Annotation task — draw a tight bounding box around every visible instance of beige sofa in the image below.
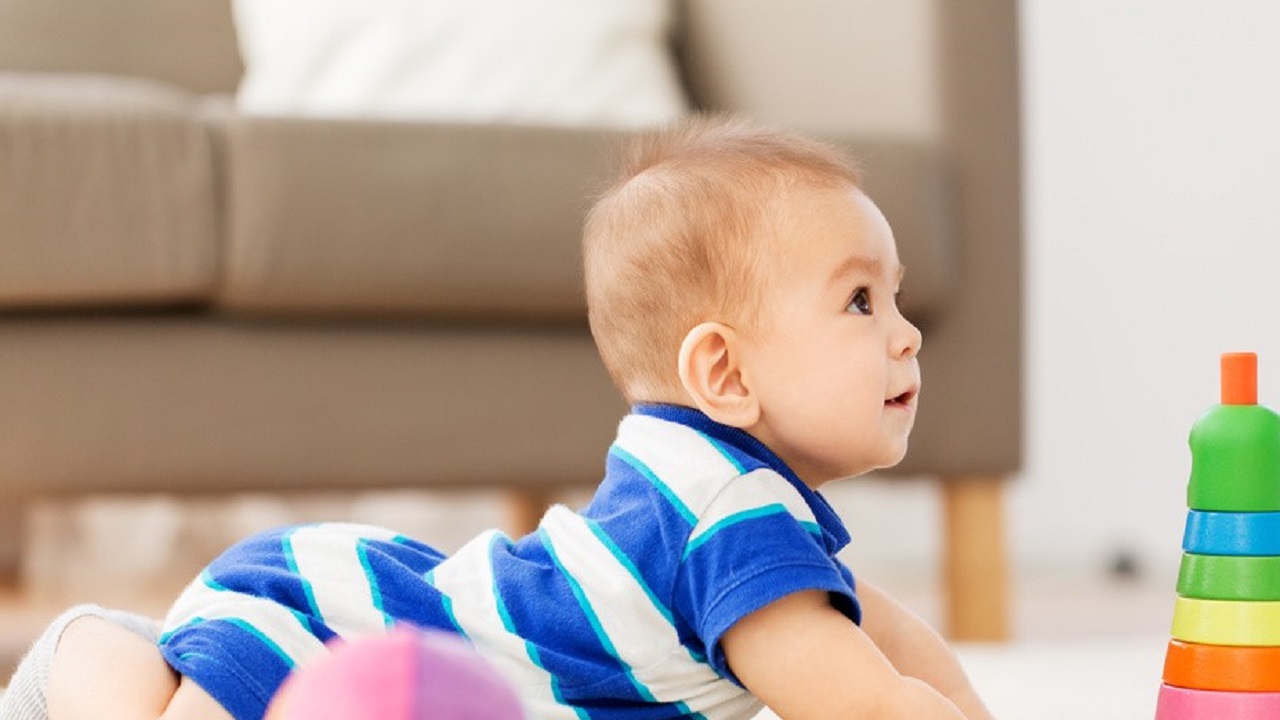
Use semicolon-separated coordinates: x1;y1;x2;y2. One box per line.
0;0;1022;640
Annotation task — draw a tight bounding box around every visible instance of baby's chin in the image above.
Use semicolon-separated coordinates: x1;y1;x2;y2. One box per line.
849;441;911;478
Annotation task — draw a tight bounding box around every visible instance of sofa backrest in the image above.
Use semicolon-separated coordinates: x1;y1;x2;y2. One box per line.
0;0;243;94
677;0;940;140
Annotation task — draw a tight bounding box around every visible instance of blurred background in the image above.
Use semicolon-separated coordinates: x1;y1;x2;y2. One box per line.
3;1;1280;715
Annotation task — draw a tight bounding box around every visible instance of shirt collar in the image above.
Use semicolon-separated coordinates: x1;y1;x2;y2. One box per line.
630;403;851;553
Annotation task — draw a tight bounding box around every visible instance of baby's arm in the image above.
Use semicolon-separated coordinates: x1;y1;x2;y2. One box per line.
856;581;994;719
721;588;992;720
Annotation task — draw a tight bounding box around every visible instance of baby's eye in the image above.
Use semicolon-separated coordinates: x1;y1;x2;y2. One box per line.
846;287;872;315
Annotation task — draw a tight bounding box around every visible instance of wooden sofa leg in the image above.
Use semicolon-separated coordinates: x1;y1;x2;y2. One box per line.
941;475;1010;641
505;489;555;538
0;501;24;588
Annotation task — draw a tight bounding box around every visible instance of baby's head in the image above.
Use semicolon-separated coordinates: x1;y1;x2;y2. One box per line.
584;115;922;484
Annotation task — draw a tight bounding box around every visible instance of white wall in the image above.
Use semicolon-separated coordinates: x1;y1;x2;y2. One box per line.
1019;0;1280;575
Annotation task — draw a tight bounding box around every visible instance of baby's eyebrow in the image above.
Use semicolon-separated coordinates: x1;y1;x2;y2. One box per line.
829;255;906;285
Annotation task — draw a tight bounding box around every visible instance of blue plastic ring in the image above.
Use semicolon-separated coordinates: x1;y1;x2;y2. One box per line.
1184;511;1280;556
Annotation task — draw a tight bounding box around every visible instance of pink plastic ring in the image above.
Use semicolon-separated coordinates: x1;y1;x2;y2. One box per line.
1156;683;1280;719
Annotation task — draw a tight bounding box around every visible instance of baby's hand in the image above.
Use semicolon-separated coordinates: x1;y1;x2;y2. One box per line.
721;590;971;720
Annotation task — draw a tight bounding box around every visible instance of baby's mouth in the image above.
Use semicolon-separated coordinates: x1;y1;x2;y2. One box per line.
885;388;918;408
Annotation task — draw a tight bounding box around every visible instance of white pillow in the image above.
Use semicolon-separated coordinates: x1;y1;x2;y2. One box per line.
231;0;690;128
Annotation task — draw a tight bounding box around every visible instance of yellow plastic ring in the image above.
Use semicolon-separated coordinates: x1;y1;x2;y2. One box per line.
1172;597;1280;646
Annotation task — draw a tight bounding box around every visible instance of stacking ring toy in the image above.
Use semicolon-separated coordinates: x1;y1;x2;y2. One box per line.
1163;639;1280;692
1182;511;1280;556
1156;683;1280;719
1171;597;1280;646
1178;554;1280;601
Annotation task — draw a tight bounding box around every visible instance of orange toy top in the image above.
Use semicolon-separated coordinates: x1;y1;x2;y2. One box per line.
1222;352;1258;405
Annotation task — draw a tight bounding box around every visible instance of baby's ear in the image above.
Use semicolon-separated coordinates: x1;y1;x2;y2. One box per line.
677;322;760;428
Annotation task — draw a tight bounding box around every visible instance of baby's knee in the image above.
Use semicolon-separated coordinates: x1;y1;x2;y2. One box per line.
48;613;177;719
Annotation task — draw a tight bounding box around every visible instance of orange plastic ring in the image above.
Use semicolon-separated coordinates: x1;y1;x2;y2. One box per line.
1163;639;1280;692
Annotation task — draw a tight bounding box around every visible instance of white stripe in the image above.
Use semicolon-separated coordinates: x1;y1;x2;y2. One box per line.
288;523;398;636
688;468;818;548
614;415;744;518
542;507;751;713
164;575;329;667
428;531;578;720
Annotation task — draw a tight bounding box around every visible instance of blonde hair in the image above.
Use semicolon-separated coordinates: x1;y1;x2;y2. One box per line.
582;114;863;402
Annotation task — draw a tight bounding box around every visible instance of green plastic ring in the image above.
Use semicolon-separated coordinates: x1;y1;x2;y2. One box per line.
1179;554;1280;601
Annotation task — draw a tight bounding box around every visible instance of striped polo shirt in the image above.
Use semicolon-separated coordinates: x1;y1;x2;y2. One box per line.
159;404;860;720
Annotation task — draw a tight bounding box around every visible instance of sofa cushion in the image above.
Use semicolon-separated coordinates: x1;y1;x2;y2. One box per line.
218;119;619;321
217;119;950;322
0;74;220;308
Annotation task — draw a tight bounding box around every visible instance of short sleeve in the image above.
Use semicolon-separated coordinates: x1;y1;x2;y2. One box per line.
671;469;860;684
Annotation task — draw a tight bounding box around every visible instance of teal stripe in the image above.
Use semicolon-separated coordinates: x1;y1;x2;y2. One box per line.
159;613;206;645
201;569;227;592
167;612;300;670
584;518;674;626
538;528;660;705
799;520;822;537
685;504;790;559
357;540;392;628
698;432;746;474
282;530;320;619
611;445;697;526
226;617;297;669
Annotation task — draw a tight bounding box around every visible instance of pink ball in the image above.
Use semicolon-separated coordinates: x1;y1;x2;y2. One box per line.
269;627;525;720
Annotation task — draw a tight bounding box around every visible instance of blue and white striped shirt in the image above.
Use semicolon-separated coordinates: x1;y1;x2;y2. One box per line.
159;404;860;720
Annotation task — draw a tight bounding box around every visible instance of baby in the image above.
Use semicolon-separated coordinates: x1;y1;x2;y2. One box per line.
1;115;993;720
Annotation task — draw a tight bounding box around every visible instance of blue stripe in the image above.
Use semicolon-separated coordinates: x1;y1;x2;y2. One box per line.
538;527;660;705
583;517;675;626
685;504;790;559
799;520;823;537
357;540;392;628
281;530;320;618
226;618;297;669
611;445;697;526
201;569;227;591
488;535;586;719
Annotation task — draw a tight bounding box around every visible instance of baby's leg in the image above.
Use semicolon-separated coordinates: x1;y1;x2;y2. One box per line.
1;605;160;720
46;615;231;720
